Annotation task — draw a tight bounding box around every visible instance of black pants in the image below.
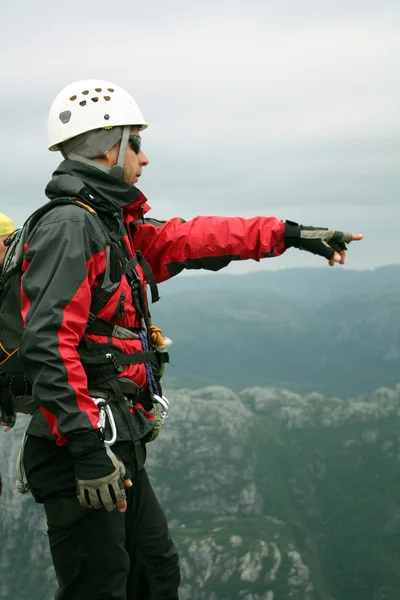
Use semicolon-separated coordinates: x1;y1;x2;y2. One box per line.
24;436;180;600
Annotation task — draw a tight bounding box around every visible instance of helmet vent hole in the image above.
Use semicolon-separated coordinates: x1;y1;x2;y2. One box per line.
95;88;102;92
107;88;115;93
104;96;111;101
82;90;89;95
79;100;87;107
69;95;77;101
91;97;99;102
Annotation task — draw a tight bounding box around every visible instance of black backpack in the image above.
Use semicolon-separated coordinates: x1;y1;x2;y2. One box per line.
0;198;161;429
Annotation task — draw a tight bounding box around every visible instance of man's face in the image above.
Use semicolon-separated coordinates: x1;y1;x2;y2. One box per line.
94;128;149;186
122;129;149;185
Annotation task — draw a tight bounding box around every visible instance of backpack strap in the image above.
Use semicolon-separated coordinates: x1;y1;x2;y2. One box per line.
120;250;160;304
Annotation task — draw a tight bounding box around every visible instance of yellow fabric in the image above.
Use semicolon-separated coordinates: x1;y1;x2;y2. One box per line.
0;213;15;237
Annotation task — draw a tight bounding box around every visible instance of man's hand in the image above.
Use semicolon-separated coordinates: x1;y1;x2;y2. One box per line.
284;221;363;266
68;431;133;513
0;410;16;432
75;446;132;512
327;234;364;267
0;420;12;432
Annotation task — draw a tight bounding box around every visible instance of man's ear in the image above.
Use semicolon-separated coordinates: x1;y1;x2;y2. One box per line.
93;145;119;168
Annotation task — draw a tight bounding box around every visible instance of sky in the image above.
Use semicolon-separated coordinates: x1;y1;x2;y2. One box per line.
1;0;399;273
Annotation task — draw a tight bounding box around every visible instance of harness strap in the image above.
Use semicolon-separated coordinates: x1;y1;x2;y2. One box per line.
115;241;160;305
80;349;157;367
86;317;139;339
136;251;160;304
120;256;138;273
106;378;145;471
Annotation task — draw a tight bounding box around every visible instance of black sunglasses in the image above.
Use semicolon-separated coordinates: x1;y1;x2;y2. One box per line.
128;134;142;154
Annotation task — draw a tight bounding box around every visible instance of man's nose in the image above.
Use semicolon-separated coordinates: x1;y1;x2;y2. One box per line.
139;151;149;166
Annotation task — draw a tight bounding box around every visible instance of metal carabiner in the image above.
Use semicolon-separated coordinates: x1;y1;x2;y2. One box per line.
92;398;118;446
152;394;170;419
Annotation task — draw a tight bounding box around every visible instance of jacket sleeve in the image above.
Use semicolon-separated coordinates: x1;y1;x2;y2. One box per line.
132;215;286;283
19;211;106;444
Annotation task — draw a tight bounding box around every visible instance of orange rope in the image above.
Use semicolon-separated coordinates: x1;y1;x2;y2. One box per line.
150;325;165;347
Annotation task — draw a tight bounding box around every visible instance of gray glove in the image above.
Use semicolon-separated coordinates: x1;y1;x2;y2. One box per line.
68;431;127;512
76;445;127;511
284;221;353;259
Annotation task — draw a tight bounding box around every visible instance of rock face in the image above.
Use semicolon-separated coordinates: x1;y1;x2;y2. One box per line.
0;416;56;599
2;384;400;599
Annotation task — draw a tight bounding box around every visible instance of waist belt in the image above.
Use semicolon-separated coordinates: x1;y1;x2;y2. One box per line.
89;377;152;411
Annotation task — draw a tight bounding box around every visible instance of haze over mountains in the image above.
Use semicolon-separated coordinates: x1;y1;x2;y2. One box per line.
153;265;400;396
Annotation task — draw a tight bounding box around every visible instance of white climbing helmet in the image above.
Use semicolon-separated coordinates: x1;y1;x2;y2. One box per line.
47;79;147;151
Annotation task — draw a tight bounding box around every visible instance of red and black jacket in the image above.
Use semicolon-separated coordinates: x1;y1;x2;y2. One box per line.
19;159;286;445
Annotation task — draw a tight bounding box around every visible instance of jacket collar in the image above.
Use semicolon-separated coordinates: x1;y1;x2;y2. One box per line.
45;159;150;221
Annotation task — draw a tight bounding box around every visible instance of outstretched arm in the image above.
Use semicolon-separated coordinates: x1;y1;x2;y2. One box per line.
132;214;363;283
132;215;286;283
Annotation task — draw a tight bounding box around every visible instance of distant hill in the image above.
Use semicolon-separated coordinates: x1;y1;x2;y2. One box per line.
151;265;400;396
2;384;400;599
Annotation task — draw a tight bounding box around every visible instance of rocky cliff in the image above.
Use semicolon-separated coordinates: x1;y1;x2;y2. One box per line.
2;384;400;599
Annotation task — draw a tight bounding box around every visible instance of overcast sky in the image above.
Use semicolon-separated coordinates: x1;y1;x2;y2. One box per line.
1;0;399;273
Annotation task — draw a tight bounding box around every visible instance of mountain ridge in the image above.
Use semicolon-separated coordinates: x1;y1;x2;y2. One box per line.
151;265;400;396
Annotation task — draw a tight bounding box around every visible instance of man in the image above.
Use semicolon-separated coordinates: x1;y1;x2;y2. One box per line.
0;212;16;266
10;79;362;600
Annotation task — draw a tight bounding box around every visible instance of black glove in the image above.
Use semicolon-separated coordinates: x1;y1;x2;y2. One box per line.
284;220;353;260
68;431;126;511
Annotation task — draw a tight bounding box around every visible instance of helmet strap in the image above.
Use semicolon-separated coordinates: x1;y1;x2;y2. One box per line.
109;126;130;180
65;125;131;180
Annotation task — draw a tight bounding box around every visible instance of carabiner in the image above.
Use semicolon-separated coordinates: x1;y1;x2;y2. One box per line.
92;398;118;446
152;394;170;419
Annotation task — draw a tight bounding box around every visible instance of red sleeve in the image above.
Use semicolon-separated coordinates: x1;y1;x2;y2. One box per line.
132;215;286;283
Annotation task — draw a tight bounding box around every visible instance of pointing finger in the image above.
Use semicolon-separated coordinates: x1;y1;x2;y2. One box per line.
333;232;363;244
